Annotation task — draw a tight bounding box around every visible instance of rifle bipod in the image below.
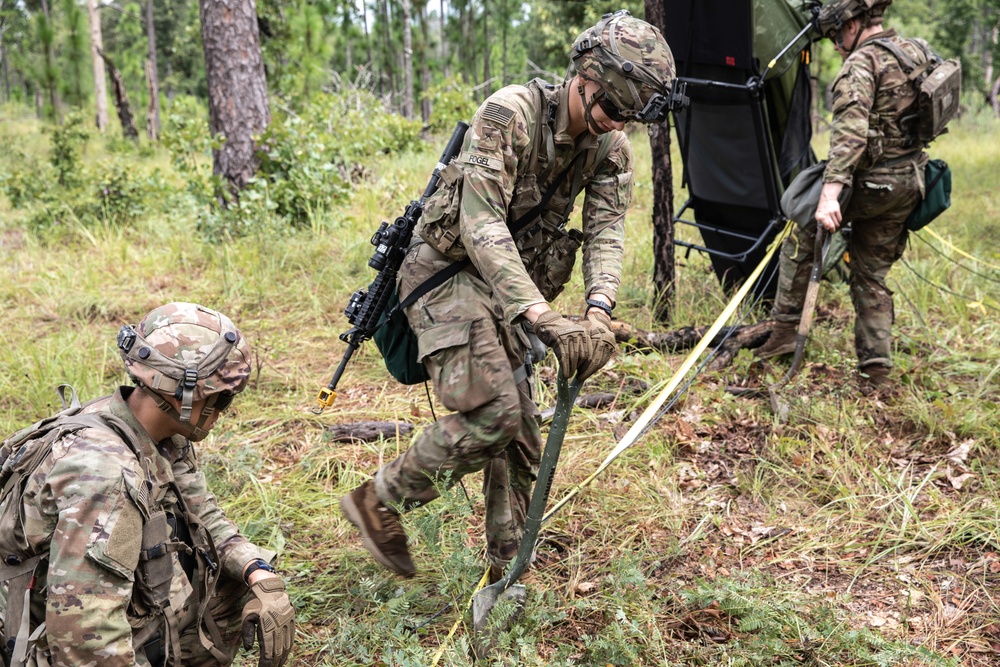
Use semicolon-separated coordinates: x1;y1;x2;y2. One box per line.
472;373;582;658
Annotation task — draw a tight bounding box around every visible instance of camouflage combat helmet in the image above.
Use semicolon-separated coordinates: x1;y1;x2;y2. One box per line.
817;0;892;39
117;302;251;439
571;10;677;124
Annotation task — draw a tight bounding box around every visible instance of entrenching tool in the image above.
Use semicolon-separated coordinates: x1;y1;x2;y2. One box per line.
767;225;830;416
472;373;582;646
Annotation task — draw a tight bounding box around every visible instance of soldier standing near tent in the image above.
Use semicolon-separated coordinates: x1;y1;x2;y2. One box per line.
340;11;676;582
757;0;929;394
0;303;295;667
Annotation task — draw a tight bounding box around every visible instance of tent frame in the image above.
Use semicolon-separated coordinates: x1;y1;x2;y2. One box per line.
668;7;817;265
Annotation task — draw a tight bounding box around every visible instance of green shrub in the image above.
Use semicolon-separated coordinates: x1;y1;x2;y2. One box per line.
90;161;147;226
422;77;480;133
161;96;217;205
1;151;59;210
48;111;90;187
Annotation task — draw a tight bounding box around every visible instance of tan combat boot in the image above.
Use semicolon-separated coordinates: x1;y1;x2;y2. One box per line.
858;365;892;397
340;480;416;577
756;321;799;359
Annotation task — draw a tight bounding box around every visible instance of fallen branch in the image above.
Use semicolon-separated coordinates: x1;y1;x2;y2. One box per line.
326;421;414;443
609;318;775;361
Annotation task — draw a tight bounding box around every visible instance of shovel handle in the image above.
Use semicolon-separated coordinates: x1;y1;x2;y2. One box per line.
488;373;582;592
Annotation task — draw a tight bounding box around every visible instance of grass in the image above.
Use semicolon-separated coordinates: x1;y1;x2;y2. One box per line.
2;104;1000;666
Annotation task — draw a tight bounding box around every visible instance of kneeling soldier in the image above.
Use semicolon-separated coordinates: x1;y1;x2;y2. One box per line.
0;303;295;667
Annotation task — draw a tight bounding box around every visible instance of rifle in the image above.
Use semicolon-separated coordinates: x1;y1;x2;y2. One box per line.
314;121;469;414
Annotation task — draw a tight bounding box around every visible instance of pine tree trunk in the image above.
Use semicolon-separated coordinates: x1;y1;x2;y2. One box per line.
501;0;507;86
198;0;271;203
166;61;175;103
100;49;139;141
39;0;60;122
87;0;108;132
401;0;414;119
466;2;475;86
145;0;160;141
0;26;7;104
990;75;1000;118
417;1;431;122
379;0;396;108
440;0;448;78
361;1;375;91
481;0;490;100
644;0;675;323
457;1;466;83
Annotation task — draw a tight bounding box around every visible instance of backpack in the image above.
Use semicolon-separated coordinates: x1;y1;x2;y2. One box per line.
0;387;128;665
0;387;233;667
873;38;962;146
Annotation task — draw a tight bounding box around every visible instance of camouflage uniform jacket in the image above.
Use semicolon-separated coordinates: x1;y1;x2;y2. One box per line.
825;29;928;185
418;79;634;323
0;387;262;666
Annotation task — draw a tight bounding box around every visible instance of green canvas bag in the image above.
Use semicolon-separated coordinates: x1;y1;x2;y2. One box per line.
906;158;951;231
372;288;429;385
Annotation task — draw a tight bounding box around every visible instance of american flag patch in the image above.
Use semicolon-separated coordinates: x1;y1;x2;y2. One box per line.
481;102;515;126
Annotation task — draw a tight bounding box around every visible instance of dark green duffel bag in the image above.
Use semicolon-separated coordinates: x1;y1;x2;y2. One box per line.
906;159;952;231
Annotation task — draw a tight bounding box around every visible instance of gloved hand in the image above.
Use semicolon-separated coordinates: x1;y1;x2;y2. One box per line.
580;310;617;377
241;577;295;667
532;309;592;379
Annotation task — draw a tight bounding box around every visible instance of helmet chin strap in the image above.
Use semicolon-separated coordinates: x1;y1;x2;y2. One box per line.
577;81;604;134
835;18;864;55
143;386;221;442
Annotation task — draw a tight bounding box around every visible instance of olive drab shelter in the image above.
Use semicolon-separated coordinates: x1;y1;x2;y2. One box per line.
662;0;821;296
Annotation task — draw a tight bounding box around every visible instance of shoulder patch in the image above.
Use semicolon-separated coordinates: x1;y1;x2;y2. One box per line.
482;102;515;127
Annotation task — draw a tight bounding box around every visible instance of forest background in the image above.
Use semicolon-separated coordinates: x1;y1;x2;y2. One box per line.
2;0;1000;666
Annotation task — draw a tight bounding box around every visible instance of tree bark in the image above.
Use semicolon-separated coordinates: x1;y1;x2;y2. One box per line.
378;0;396;108
0;24;7;105
100;49;138;141
401;0;414;118
38;0;60;122
145;0;160;141
482;0;491;100
86;0;108;131
501;0;507;86
608;319;774;370
467;1;475;87
440;0;448;78
361;0;374;91
991;75;1000;118
326;421;414;443
417;0;431;123
644;0;675;324
457;0;466;83
198;0;271;203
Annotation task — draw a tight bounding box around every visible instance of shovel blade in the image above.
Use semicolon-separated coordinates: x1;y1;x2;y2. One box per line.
472;584;527;660
472;586;501;634
768;387;790;422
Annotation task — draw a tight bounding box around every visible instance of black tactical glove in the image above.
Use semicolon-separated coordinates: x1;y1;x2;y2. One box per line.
580;310;617;377
241;577;295;667
532;310;592;379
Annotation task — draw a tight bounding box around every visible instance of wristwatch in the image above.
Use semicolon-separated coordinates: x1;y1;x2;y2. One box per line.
243;558;277;584
585;298;613;318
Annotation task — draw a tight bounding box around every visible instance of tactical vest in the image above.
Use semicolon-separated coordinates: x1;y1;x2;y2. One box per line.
0;389;227;667
418;79;616;301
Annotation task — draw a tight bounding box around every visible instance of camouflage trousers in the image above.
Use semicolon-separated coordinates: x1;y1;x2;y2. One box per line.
374;242;543;570
773;157;925;369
